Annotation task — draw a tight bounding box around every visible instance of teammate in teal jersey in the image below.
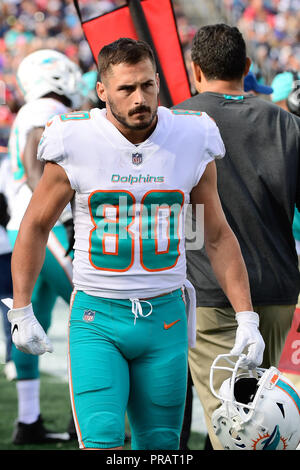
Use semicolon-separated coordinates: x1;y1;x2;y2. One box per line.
7;38;264;450
3;49;84;445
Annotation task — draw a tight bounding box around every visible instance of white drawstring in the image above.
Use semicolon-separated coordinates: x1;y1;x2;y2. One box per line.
129;298;153;325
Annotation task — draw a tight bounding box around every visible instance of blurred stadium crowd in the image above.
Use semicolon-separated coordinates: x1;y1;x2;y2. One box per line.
215;0;300;75
0;0;195;145
0;0;299;146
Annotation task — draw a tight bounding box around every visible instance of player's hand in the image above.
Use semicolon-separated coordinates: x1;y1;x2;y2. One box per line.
230;311;265;369
2;299;53;355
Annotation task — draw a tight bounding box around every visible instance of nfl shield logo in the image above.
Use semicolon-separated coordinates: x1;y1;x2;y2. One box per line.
83;309;95;322
132;152;143;165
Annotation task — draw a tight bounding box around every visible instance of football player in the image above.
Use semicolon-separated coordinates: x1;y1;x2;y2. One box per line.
6;38;264;450
0;148;15;380
5;49;84;444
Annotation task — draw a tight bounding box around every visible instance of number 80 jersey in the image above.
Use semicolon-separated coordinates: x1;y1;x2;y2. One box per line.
38;106;225;299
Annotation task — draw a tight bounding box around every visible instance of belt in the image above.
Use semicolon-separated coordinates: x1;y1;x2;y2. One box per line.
139;289;178;301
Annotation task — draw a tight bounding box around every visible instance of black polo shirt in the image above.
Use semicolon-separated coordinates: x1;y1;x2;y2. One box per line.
173;92;300;306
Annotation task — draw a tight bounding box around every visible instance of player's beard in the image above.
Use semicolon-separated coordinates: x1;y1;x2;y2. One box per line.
108;96;158;131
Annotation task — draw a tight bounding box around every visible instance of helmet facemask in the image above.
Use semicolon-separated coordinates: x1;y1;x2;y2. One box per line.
210;354;300;450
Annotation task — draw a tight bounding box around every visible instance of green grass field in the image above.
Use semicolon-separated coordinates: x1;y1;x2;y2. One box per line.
0;366;205;451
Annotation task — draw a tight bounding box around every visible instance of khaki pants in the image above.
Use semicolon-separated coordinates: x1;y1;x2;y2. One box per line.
188;304;295;450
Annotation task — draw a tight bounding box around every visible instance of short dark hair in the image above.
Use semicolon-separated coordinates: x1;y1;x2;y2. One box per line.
191;24;247;81
98;37;156;79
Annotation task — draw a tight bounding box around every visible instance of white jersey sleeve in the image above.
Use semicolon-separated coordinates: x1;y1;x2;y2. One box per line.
170;108;225;188
37;114;77;190
26;99;64;129
192;113;225;187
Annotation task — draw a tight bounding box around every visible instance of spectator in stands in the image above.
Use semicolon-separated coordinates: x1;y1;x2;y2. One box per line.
1;0;197;120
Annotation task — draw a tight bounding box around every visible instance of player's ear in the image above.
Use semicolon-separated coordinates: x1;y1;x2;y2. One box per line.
243;57;251;77
96;81;106;102
191;62;202;91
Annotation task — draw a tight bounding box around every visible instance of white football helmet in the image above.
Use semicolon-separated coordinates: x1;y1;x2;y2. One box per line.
16;49;85;109
210;354;300;450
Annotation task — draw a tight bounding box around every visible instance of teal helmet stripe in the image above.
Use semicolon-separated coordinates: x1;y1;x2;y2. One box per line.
262;425;281;450
276;379;300;414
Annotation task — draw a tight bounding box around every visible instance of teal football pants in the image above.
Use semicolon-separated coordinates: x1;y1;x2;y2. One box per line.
69;289;188;450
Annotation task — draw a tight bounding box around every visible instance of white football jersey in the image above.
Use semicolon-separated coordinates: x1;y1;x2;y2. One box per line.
7;98;69;230
38;106;225;299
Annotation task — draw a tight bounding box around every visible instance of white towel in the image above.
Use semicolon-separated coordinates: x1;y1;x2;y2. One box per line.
183;279;196;348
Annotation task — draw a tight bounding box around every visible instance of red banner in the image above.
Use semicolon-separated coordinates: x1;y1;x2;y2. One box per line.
278;308;300;375
74;0;191;106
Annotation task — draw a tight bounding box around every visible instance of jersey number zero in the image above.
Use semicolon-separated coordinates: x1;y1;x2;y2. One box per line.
88;189;185;272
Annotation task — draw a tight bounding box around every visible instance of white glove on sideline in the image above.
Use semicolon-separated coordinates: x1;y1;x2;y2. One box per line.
230;311;265;369
2;299;53;355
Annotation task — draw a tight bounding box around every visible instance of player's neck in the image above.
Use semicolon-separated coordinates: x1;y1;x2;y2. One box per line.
197;79;245;96
106;112;158;144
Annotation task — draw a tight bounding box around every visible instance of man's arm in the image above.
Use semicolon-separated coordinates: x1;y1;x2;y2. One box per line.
191;161;252;312
191;161;265;367
12;161;74;308
23;127;44;191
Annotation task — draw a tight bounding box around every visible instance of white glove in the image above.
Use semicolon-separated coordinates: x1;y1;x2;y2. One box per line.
231;311;265;369
2;299;53;355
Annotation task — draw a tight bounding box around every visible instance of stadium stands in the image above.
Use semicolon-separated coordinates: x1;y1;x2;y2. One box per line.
213;0;300;80
0;0;299;141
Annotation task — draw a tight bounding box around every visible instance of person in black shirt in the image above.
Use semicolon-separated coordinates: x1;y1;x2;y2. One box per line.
174;24;300;450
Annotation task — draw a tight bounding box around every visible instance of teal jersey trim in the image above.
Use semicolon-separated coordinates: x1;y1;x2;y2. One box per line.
223;94;244;100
